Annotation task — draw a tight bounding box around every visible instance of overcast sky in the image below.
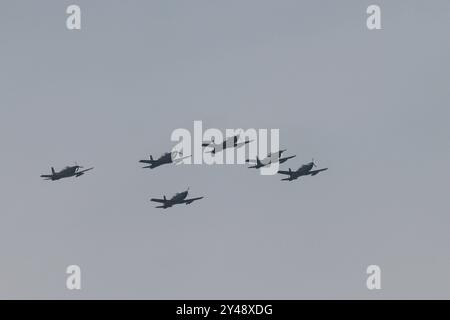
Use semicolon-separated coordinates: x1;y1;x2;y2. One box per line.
1;0;450;299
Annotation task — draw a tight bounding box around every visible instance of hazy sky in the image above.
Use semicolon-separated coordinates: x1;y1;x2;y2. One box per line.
1;0;450;299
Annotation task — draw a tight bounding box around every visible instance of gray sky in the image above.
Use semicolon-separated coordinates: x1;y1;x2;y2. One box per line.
1;0;450;299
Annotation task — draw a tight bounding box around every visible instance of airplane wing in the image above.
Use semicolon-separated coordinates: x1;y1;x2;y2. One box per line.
182;197;204;204
75;167;94;177
172;154;191;164
279;155;296;163
235;139;254;148
277;170;293;175
308;168;328;176
150;198;167;203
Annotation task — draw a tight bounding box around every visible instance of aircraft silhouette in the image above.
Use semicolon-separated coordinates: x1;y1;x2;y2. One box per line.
277;159;328;181
40;164;94;181
139;151;189;169
202;134;252;154
150;188;204;209
246;149;296;169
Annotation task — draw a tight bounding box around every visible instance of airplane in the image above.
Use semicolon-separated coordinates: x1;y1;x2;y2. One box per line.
40;165;94;181
277;159;328;181
150;188;204;209
139;151;189;169
246;149;296;169
202;134;252;154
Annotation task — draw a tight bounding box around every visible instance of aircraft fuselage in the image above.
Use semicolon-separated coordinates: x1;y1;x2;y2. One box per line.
297;163;314;176
171;191;188;203
50;166;79;180
140;152;173;169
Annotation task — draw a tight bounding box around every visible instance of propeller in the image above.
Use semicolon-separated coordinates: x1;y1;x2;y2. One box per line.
312;158;317;167
171;150;182;159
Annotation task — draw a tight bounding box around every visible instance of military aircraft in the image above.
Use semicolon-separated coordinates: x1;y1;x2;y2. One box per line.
202;134;252;154
40;165;94;181
246;149;296;169
277;159;328;181
139;151;189;169
150;188;204;209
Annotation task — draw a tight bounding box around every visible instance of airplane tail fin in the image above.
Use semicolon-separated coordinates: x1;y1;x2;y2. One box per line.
51;167;55;175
